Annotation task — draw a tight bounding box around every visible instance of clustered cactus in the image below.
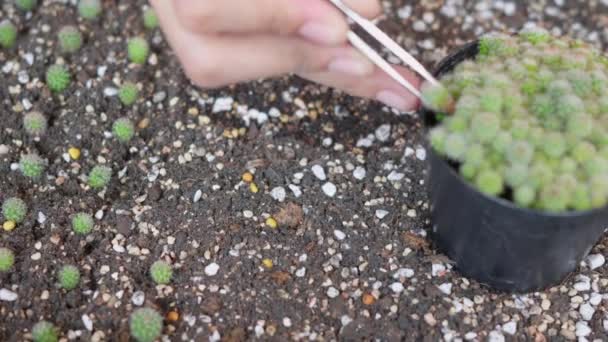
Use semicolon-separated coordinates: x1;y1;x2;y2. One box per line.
2;197;27;223
127;37;150;64
112;117;135;143
72;212;94;235
45;64;71;93
78;0;102;20
57;26;83;54
23;111;48;136
0;247;15;272
58;264;80;290
88;165;112;189
15;0;37;11
32;321;58;342
19;153;46;179
118;82;139;106
143;7;159;30
129;308;163;342
150;260;172;284
422;28;608;212
0;20;17;49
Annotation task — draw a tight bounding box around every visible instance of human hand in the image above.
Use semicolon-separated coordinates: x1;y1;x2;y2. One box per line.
149;0;421;112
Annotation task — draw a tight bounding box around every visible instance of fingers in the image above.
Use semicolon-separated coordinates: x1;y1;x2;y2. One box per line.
299;66;422;112
170;0;382;45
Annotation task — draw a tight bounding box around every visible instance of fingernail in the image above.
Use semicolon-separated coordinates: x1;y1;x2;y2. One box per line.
376;90;415;112
328;57;374;76
299;22;344;45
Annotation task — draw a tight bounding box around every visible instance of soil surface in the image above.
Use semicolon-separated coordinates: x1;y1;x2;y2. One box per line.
1;0;608;341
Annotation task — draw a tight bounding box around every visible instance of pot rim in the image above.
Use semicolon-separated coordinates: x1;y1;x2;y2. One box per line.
424;40;608;219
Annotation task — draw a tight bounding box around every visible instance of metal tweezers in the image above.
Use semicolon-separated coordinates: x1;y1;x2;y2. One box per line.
329;0;439;100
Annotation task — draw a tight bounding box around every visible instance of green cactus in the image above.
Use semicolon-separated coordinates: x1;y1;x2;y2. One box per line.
143;7;159;29
514;185;535;207
19;153;45;179
2;197;27;223
32;321;58;342
0;20;17;49
127;37;150;64
78;0;102;20
506;141;534;165
118;82;139;106
88;165;112;189
539;184;570;212
112;118;135;143
57;26;83;54
150;260;173;284
72;213;94;235
429;127;447;155
129;308;163;342
505;163;529;188
471;112;500;143
23;111;48;136
58;265;80;290
421;81;455;113
45;64;71;93
571;141;596;164
542;132;567;158
444;133;467;161
15;0;37;11
519;27;551;45
0;247;15;272
475;170;504;196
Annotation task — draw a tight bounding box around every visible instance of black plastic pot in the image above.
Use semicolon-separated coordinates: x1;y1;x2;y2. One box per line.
421;41;608;292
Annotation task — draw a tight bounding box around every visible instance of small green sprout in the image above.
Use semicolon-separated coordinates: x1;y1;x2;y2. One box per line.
23;111;48;136
150;260;173;284
519;27;551;45
45;64;71;93
2;197;27;223
118;82;139;106
127;37;150;64
32;321;58;342
143;7;159;30
78;0;102;20
88;165;112;189
58;265;80;290
19;153;46;179
421;81;455;113
15;0;37;11
0;247;15;272
57;26;83;54
71;212;94;235
0;20;17;49
130;308;163;342
112;118;135;143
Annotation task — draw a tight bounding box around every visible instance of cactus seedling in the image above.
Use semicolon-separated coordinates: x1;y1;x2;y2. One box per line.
57;26;83;54
58;265;80;290
0;20;17;49
420;81;455;113
45;64;71;93
118;82;139;106
427;29;608;212
15;0;37;11
150;260;173;284
72;212;93;235
112;118;135;143
0;247;15;272
31;321;58;342
127;37;150;64
78;0;102;20
19;153;46;179
2;197;27;223
129;308;163;342
23;111;48;136
88;165;111;189
143;7;159;29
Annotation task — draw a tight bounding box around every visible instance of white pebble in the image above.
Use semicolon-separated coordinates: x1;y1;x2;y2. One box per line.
37;212;46;224
586;254;605;270
375;124;391;142
112;244;125;253
334;230;346;241
243;210;253;218
205;262;220;276
311;165;327;180
416;148;427;161
131;291;145;306
580;303;595;321
437;283;452;295
212;97;233;113
488;331;505;342
574;281;591;292
0;289;18;301
0;144;9;155
389;282;404;293
575;321;591;337
282;317;292;328
353;166;366;180
356;135;374;148
327;287;340;298
387;171;405;181
95;209;104;220
82;314;93;331
270;187;286;202
502;322;516;335
432;264;446;277
193;189;202;203
288;184;302;198
375;210;389;219
393;268;415;279
295;267;306;277
322;182;337;197
103;87;118;97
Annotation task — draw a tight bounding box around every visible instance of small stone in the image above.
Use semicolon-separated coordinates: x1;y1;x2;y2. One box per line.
353;166;366;180
424;313;437;326
131;291;145;306
270;187;286;202
574;280;591;292
502;322;516;335
389;282;404;293
322;182;337;197
393;268;415;279
288;184;302;197
205;262;219;276
3;221;16;232
311;165;326;181
416;148;427;160
82;314;93;331
437;283;452;295
0;289;18;301
212;97;233;113
334;230;346;241
0;145;9;155
488;331;505;342
431;264;446;277
387;171;404;181
375;124;391;142
37;212;46;224
580;303;595;321
575;321;591;337
327;287;340;298
375;210;389;219
282;317;292;328
193;189;202;203
68;147;81;160
586;254;605;270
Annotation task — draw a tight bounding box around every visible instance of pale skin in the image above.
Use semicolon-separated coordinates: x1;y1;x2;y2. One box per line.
150;0;421;112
